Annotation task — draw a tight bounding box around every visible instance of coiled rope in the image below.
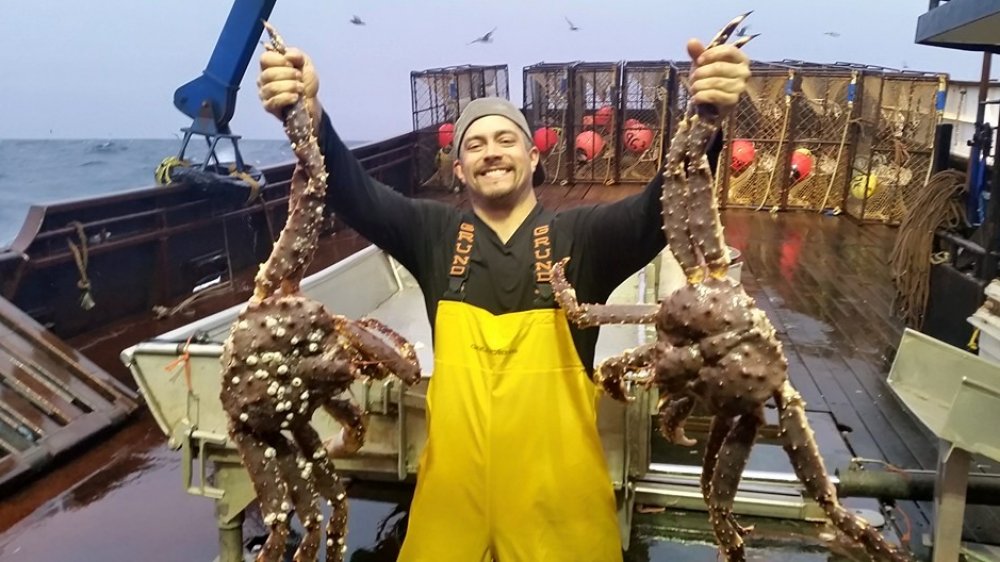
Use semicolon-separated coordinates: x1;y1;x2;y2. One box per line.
888;169;967;328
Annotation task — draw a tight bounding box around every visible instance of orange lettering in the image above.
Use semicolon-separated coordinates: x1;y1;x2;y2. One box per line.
533;224;549;236
535;260;552;282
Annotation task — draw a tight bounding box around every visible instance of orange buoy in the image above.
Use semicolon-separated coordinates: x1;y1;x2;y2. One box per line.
438;122;454;149
730;139;755;173
624;123;653;153
594;105;613;127
789;148;814;184
533;127;559;154
575;131;605;161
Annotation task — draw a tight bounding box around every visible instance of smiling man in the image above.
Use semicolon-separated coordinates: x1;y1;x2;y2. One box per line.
258;35;749;561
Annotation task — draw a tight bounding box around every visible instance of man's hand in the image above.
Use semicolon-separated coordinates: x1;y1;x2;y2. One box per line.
258;47;322;127
686;38;751;115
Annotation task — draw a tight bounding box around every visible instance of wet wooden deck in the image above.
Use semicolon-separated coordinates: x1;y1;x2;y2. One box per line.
722;208;1000;548
423;181;1000;549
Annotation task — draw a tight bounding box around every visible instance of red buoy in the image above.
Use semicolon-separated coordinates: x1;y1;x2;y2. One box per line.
624;123;653;153
438;122;454;149
575;131;605;161
594;105;613;127
730;139;755;173
533;127;559;154
789;148;814;184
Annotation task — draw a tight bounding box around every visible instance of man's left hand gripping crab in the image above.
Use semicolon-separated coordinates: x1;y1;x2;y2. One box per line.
219;22;421;562
551;13;911;562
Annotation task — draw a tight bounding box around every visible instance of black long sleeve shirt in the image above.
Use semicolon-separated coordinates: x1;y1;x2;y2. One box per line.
318;111;709;376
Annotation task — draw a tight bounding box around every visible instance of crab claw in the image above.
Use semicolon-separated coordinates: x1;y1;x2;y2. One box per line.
706;11;752;49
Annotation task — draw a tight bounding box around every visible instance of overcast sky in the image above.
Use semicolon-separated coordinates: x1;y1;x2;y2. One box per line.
0;0;994;142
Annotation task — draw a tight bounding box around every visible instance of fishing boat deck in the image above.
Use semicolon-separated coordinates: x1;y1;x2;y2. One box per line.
1;180;998;561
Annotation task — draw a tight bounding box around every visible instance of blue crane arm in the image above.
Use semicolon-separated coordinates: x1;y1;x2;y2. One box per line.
173;0;278;130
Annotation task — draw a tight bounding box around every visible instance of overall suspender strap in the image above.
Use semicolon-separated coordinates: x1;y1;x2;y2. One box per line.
446;219;476;300
532;213;555;306
444;211;555;304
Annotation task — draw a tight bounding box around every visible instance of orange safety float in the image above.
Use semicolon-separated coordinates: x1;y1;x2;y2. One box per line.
575;131;605;161
730;139;755;174
438;122;455;149
789;148;814;184
594;105;613;127
533;127;559;154
623;123;653;153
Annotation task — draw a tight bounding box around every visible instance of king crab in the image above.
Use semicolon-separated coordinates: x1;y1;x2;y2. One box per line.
550;13;910;562
219;22;421;562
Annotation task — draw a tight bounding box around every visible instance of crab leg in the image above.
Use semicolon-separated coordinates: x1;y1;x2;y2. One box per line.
550;258;660;328
700;415;734;502
775;382;911;562
666;12;756;282
322;398;367;457
592;342;657;401
660;110;703;278
271;441;324;561
335;318;421;383
229;429;295;562
253;22;329;302
707;408;764;561
357;317;420;371
658;395;697;446
291;424;351;562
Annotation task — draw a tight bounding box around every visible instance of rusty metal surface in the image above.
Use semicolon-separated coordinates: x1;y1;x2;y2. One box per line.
0;295;140;495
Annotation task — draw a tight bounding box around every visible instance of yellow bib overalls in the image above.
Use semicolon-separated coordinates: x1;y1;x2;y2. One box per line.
397;216;623;561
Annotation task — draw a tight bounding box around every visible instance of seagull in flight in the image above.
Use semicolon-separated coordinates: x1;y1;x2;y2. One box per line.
823;31;840;37
350;15;365;25
736;25;750;37
565;17;580;31
469;27;497;44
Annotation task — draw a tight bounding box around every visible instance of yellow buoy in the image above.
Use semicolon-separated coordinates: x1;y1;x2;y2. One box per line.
850;174;878;200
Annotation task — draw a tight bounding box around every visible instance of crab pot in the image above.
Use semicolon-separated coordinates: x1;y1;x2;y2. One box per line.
569;62;622;185
617;61;678;183
779;61;861;213
717;63;796;210
836;63;946;224
523;62;575;185
410;64;510;192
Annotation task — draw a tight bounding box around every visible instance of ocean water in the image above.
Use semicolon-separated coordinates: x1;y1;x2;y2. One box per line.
0;138;363;247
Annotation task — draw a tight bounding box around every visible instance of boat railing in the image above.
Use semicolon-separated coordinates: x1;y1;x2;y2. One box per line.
0;130;419;370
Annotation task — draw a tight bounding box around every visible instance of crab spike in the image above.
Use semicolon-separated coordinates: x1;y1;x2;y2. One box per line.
706;11;752;49
732;33;761;49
